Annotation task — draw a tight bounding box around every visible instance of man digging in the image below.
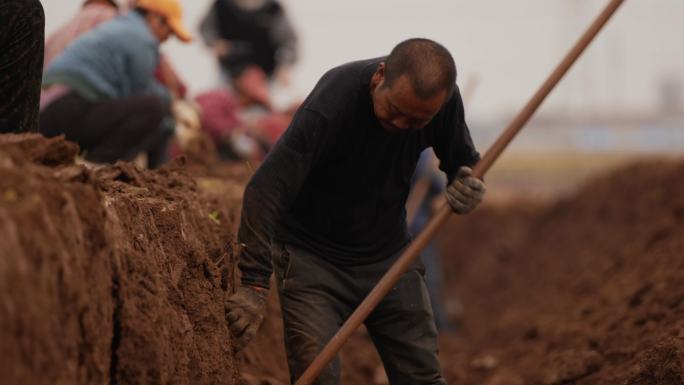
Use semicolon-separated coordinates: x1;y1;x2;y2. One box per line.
227;38;486;385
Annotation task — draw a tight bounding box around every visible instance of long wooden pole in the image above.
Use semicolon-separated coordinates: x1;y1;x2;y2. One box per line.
295;1;626;383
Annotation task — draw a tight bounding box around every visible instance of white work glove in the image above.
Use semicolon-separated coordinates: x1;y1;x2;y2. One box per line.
225;285;267;351
445;166;486;214
172;100;201;131
172;100;202;150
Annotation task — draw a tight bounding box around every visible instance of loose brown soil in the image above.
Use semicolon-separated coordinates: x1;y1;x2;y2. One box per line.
3;134;683;385
0;134;247;385
435;159;684;385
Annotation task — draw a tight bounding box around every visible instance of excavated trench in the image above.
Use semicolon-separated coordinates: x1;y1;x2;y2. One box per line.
242;159;684;385
2;134;683;385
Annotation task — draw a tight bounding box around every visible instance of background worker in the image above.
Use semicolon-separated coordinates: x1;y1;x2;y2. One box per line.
43;0;119;69
408;149;458;333
194;68;292;161
44;0;189;99
225;38;486;384
200;0;298;86
0;0;45;133
39;0;191;168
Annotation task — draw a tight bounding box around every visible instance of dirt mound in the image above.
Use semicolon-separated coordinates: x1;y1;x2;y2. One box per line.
0;134;247;385
0;133;78;166
436;159;684;385
4;133;682;385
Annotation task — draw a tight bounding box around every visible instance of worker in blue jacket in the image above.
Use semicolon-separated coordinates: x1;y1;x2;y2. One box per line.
40;0;191;168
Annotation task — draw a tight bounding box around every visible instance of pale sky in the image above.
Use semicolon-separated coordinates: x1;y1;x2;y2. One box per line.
41;0;684;119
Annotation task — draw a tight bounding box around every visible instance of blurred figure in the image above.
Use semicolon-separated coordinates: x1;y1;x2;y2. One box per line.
0;0;45;133
39;0;192;168
409;150;458;333
194;82;292;161
195;63;293;161
196;0;300;163
44;0;189;100
195;88;254;160
199;0;298;86
43;0;119;69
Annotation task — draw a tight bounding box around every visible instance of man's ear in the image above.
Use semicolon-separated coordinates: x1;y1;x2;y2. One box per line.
371;62;386;89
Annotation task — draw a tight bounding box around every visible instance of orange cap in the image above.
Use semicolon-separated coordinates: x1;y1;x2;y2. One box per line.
135;0;192;43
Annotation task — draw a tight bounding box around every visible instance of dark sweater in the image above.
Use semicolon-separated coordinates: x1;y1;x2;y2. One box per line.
0;0;44;133
238;57;479;289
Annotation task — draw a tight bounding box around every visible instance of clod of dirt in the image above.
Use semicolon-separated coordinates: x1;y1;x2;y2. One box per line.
539;349;602;385
0;133;78;166
626;340;684;385
470;353;500;371
482;373;524;385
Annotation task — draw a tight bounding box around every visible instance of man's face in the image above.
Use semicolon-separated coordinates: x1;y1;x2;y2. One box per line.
370;64;447;133
146;12;172;43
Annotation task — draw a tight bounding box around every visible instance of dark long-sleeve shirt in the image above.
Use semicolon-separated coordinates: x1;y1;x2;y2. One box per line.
238;57;479;289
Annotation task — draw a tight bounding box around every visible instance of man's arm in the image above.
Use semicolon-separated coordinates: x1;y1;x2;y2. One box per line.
432;88;486;214
432;88;480;182
226;107;330;351
122;34;172;104
199;1;232;59
237;108;330;289
144;80;172;104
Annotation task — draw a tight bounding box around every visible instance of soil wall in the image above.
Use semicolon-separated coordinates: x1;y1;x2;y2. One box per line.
4;134;682;385
0;134;245;385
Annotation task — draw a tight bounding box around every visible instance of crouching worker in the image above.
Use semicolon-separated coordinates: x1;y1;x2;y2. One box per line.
39;0;191;168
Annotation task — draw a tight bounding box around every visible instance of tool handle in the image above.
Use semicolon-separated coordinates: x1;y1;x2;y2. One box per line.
295;1;626;383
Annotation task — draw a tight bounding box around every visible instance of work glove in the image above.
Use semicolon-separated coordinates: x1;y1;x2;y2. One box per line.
225;285;268;351
445;166;486;214
172;100;202;150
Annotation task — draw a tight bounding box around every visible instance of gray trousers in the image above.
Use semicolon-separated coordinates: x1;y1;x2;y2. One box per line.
273;243;446;385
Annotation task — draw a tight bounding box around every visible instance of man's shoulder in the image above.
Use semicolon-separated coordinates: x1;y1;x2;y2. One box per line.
324;57;383;81
302;57;384;120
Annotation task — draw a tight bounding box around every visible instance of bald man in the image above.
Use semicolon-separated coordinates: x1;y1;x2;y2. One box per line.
227;38;486;385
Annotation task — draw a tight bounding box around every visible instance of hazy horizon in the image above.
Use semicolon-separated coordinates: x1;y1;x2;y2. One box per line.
41;0;684;120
